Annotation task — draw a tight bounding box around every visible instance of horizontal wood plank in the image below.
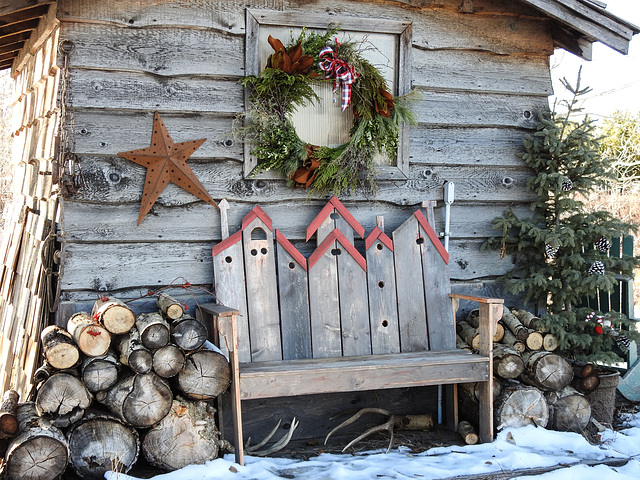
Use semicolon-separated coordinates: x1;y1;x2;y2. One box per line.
237;350;490;399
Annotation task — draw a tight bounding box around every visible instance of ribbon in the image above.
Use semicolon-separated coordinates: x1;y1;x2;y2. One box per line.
318;45;359;112
290;145;322;188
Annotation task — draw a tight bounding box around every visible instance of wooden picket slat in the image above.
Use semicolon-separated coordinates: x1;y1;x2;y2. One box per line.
393;215;429;352
275;230;312;360
242;211;282;362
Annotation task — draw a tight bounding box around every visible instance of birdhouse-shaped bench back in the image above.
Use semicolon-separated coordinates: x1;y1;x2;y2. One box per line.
211;197;455;364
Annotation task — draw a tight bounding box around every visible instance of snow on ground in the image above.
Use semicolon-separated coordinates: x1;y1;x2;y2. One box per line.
109;412;640;480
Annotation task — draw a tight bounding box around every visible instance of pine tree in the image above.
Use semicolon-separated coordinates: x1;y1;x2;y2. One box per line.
485;73;640;364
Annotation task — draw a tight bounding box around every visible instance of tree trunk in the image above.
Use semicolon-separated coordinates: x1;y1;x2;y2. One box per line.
67;311;111;357
81;350;120;393
571;374;601;394
500;329;526;354
4;402;68;480
67;411;140;480
96;372;173;428
136;312;170;349
153;344;185;378
495;383;549;430
142;397;220;471
457;420;478;445
542;333;558;352
92;296;136;335
40;325;80;370
156;293;184;321
525;330;544;351
493;344;525;380
0;390;19;439
116;328;153;374
35;373;92;428
512;308;542;331
545;386;591;432
177;349;230;400
520;351;574;391
501;308;530;341
171;314;208;352
456;321;479;351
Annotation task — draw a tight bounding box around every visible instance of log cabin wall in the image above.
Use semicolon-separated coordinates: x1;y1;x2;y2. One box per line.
0;3;60;397
53;0;552;317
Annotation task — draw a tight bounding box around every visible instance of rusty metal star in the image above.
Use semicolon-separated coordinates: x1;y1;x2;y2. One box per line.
118;112;219;226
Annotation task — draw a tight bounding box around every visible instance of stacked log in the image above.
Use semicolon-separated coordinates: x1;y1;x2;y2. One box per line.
1;293;231;478
457;307;598;436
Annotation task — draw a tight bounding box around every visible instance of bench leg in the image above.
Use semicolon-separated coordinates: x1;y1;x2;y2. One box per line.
228;345;245;465
477;302;495;443
445;384;458;431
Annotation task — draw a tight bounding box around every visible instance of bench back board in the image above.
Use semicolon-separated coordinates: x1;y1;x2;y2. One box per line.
212;197;455;363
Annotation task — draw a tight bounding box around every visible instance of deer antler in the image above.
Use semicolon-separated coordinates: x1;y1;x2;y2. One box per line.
245;417;299;457
324;408;396;453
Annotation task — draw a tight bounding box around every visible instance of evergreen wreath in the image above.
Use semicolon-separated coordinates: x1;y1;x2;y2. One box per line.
238;28;418;196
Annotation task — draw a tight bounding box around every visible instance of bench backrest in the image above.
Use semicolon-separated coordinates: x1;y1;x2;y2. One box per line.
211;197;455;363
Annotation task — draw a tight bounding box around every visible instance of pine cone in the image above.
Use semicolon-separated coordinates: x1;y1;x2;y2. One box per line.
588;260;605;275
545;243;559;259
594;236;611;252
561;178;573;191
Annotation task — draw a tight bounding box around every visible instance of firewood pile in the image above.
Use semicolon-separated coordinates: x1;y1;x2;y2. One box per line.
0;293;233;480
458;307;605;435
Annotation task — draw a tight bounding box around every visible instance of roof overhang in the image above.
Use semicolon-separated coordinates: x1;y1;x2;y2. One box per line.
520;0;640;59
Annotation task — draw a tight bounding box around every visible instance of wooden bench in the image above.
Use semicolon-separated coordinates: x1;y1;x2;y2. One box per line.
199;196;503;465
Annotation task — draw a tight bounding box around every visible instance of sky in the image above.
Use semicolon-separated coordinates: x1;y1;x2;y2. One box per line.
110;411;640;480
551;0;640;119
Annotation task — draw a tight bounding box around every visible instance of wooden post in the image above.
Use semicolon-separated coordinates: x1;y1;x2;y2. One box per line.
477;301;495;443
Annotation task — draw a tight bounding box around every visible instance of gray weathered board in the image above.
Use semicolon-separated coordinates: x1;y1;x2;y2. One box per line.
211;196;453;361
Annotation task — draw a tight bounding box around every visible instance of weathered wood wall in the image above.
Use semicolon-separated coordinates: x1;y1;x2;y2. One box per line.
54;0;552;315
0;3;60;397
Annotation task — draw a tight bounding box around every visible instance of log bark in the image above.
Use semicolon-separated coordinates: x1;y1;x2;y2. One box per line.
67;311;111;357
171;314;208;352
525;330;544;351
456;334;472;351
96;372;173;428
92;296;136;335
501;308;530;341
460;378;502;403
67;411;140;479
177;350;230;400
520;351;574;391
545;386;591;432
35;372;93;428
493;344;525;380
457;321;480;351
81;350;120;393
116;328;153;374
0;390;19;439
512;308;542;331
457;420;478;445
40;325;80;370
142;397;220;471
4;402;69;480
136;312;170;349
156;293;184;321
500;329;526;354
495;383;549;430
153;344;185;378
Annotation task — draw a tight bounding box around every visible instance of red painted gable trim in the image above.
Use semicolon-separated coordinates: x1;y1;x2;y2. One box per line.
241;205;273;231
414;210;449;265
211;230;242;257
308;229;367;272
365;226;394;251
306;196;365;241
275;229;307;271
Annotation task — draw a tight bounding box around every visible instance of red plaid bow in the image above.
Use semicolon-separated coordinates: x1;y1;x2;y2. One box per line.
318;45;359;111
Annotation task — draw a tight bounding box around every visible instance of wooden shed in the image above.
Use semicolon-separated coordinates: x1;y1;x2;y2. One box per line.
0;0;638;423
